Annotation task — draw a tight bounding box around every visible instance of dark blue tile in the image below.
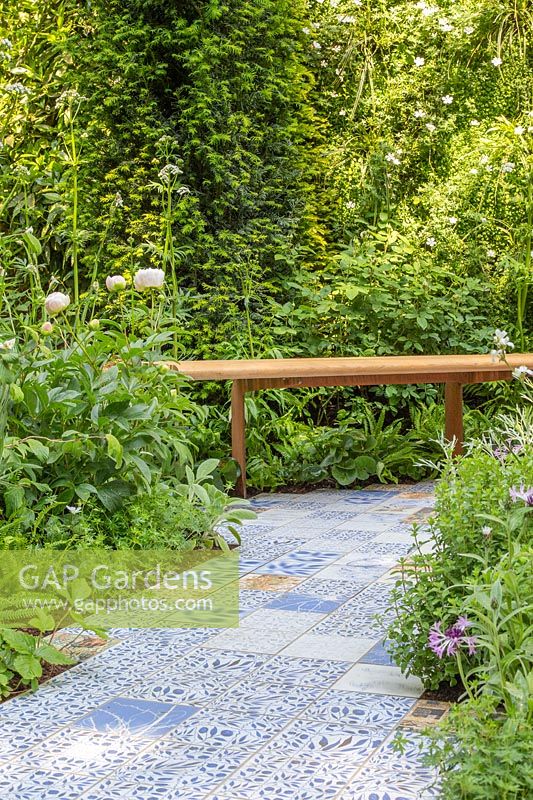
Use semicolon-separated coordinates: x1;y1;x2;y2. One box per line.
265;593;341;614
359;639;397;666
75;697;198;735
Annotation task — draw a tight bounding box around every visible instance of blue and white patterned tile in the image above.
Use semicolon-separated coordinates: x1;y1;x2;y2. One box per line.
218;753;358;799
281;633;377;663
90;744;250;797
359;639;397;666
333;665;424;698
124;651;268;705
265;718;388;763
0;770;99;800
239;589;280;612
252;655;352;687
264;592;342;613
302;690;415;727
16;728;152;777
239;557;270;575
311;613;388;639
203;609;324;654
337;772;440;800
335;515;401;533
316;559;397;584
73;697;198;737
211;678;324;717
296;576;369;601
313;528;381;545
351;541;413;558
239;538;303;560
255;550;341;576
166;709;291;750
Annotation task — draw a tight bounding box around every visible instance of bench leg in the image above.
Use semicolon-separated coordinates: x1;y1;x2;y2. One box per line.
231;380;247;497
445;382;463;457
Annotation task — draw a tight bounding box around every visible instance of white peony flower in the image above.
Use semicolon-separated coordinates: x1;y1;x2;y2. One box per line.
106;275;127;292
45;292;70;315
134;268;165;291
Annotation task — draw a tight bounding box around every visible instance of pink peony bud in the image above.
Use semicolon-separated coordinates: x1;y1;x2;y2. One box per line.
45;291;70;316
41;321;54;334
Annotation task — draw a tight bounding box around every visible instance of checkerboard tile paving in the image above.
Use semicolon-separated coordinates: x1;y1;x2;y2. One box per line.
0;483;440;800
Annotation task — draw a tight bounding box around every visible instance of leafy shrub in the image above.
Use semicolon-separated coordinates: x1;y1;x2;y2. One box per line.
386;440;533;689
0;327;207;540
423;696;533;800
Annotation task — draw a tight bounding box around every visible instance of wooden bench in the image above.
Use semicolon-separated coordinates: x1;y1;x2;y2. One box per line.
170;354;533;497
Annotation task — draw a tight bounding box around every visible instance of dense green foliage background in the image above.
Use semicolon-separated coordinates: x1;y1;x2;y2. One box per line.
1;0;532;488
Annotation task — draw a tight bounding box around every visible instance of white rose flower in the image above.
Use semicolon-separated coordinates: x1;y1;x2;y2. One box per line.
106;275;127;292
134;268;165;291
45;292;70;315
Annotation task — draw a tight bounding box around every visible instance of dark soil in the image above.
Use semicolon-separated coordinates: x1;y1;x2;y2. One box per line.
422;681;465;703
244;476;421;498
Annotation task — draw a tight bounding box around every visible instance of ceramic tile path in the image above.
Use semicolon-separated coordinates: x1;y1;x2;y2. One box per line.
0;483;444;800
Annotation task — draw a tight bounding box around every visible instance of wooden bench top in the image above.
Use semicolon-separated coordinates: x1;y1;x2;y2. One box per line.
170;353;533;385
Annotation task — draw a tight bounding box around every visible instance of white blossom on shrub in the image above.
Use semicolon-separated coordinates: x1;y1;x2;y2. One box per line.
0;337;15;350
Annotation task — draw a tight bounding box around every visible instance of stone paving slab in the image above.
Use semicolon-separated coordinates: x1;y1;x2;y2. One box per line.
0;483;440;800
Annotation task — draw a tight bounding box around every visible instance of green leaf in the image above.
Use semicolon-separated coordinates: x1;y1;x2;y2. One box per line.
196;459;219;481
1;628;37;654
35;643;75;666
4;486;25;517
97;480;130;512
13;653;42;680
105;433;123;467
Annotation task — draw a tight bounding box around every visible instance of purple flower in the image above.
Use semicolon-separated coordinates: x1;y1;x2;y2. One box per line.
509;486;533;507
428;617;477;659
493;443;523;461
